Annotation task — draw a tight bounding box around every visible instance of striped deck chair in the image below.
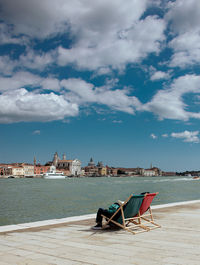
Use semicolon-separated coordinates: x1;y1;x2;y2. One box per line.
137;192;161;230
101;194;148;234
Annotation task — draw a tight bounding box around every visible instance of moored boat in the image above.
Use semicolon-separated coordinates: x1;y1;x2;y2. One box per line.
43;165;67;179
192;176;200;180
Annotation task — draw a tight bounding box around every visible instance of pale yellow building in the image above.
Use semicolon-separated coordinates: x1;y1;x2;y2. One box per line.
23;164;34;177
98;167;107;176
12;166;24;177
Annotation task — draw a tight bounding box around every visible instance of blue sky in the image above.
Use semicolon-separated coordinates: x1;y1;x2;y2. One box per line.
1;0;200;171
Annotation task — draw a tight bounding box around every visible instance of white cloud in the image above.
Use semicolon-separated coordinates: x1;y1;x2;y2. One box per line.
19;49;56;71
143;74;200;121
150;133;157;139
150;70;170;81
0;71;61;93
0;72;42;92
0;23;26;44
0;0;158;43
61;78;142;114
57;15;166;71
0;88;78;123
0;73;142;122
0;0;71;38
41;78;60;92
169;30;200;68
166;0;200;35
2;71;200;123
0;0;166;74
0;56;18;76
32;130;41;135
171;130;199;143
2;0;200;125
61;78;96;103
166;0;200;68
112;120;122;124
0;49;56;76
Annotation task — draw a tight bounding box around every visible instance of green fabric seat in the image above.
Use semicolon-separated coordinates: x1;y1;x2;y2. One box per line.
116;194;144;224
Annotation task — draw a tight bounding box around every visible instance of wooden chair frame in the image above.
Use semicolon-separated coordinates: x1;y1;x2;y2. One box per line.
101;195;148;234
101;193;161;234
136;192;161;230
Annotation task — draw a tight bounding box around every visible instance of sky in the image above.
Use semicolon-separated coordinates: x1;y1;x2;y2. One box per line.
1;0;200;172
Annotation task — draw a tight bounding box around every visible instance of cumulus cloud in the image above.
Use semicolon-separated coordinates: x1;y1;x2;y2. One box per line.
166;0;200;68
150;133;157;139
0;0;166;74
0;73;142;122
0;0;71;38
61;78;142;114
0;72;42;92
169;30;200;68
0;71;61;93
143;74;200;121
19;49;56;71
166;0;200;34
150;70;170;81
1;0;200;125
2;72;200;123
171;130;199;143
0;88;78;123
57;15;166;71
0;23;26;45
0;56;18;76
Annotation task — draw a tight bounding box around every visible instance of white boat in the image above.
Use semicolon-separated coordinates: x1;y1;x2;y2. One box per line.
43;166;67;179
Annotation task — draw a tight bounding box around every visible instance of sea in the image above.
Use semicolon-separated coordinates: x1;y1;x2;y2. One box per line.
0;176;199;226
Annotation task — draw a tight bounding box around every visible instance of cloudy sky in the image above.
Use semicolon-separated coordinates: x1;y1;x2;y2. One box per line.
1;0;200;171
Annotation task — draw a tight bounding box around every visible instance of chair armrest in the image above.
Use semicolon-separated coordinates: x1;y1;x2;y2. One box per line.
117;200;124;205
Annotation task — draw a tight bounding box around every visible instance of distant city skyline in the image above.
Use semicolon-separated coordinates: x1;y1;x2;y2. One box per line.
1;0;200;172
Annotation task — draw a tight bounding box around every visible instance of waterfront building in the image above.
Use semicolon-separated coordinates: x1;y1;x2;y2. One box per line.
11;166;24;177
53;152;60;167
151;167;162;176
0;165;7;176
98;166;107;176
88;158;95;167
162;171;176;176
0;164;13;177
97;162;107;176
57;159;73;171
50;152;82;176
117;167;141;176
34;165;50;176
84;158;98;176
23;164;34;177
140;168;156;176
84;165;98;176
106;167;118;176
84;159;108;176
71;159;82;176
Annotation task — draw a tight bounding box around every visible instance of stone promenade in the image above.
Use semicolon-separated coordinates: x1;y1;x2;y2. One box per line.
0;200;200;265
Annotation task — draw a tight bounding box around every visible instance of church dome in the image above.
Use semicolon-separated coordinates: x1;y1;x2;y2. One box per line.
88;158;95;167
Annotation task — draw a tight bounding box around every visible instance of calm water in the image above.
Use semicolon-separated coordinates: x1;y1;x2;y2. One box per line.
0;176;199;226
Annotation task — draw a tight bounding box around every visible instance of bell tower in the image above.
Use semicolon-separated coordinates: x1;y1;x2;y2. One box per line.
53;152;59;166
62;153;66;160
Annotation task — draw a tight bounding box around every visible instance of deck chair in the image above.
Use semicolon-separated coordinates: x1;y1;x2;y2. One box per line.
101;194;148;234
137;192;161;230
